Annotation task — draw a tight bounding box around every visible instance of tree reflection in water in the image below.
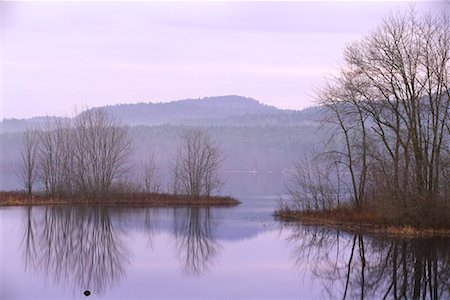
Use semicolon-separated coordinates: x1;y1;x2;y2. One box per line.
22;206;129;295
285;225;450;299
173;207;220;276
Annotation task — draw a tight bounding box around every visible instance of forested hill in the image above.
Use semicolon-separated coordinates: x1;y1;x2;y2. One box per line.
95;95;280;125
0;96;322;132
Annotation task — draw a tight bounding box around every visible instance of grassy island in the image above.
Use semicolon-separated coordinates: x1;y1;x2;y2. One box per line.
0;191;240;207
275;206;450;237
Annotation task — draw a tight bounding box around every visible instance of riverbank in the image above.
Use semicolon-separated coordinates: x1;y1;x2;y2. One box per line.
274;206;450;237
0;191;240;207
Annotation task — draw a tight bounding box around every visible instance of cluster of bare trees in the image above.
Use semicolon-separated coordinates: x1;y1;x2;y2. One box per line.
20;112;224;199
291;9;450;223
20;109;131;199
287;155;343;211
172;129;223;197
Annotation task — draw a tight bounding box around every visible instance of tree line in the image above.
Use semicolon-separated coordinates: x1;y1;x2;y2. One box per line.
19;109;223;200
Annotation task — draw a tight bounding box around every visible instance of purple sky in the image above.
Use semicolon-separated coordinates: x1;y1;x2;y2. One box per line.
1;1;447;118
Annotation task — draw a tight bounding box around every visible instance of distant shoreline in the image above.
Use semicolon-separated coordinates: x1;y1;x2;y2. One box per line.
0;191;240;207
274;207;450;237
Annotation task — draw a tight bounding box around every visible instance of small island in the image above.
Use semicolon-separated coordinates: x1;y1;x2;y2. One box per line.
275;206;450;237
0;191;240;207
11;111;239;209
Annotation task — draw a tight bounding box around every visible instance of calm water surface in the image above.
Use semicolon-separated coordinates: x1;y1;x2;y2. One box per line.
1;175;450;299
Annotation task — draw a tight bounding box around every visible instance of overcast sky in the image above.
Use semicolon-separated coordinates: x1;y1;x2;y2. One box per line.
1;1;448;118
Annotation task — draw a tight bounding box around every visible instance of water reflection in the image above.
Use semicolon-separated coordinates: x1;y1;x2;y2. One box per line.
22;206;129;295
20;206;221;295
173;207;220;276
285;225;450;299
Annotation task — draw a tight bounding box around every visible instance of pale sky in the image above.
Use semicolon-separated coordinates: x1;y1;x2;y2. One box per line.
0;1;448;118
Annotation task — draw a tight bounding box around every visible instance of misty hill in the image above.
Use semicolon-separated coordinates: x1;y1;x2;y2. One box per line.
0;116;69;134
90;95;278;126
1;96;322;133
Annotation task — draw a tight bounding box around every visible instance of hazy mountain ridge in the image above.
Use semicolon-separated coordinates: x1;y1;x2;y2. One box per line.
89;95;281;125
0;116;69;134
1;96;321;132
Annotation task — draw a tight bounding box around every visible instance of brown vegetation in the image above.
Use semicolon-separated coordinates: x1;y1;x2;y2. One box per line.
275;206;450;237
0;191;240;207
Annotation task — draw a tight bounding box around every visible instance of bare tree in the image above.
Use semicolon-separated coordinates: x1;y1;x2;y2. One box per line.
172;129;223;197
72;109;131;199
351;9;448;196
36;118;73;197
319;73;371;210
286;155;340;212
139;154;161;193
18;128;39;195
30;109;130;199
290;8;450;224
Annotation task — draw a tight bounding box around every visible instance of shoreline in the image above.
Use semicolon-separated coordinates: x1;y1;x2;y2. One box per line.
0;191;240;207
275;208;450;238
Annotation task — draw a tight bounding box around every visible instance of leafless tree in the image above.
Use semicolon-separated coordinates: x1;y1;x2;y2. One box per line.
139;154;161;193
27;109;131;199
286;155;341;212
18;128;39;195
318;71;372;210
73;109;131;199
36;118;73;197
293;8;450;222
172;129;223;197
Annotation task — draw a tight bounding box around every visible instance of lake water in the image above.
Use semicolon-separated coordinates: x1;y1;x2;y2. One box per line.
1;173;450;299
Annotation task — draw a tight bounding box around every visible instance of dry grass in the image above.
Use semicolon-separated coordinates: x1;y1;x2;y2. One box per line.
274;206;450;237
0;191;240;207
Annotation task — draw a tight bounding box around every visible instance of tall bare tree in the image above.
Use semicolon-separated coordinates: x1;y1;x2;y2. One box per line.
37;118;74;197
18;128;39;195
73;109;131;199
341;9;450;203
172;129;223;197
291;8;450;223
139;154;161;193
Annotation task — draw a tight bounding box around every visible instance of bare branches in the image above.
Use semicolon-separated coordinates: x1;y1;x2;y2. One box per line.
138;154;161;193
73;109;131;198
18;128;39;195
19;109;131;199
172;129;223;198
291;8;450;218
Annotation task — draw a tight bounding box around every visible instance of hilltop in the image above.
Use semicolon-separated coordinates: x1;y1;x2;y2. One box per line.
0;95;321;133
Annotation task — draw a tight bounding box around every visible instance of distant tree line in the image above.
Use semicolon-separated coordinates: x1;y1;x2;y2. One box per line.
289;9;450;226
